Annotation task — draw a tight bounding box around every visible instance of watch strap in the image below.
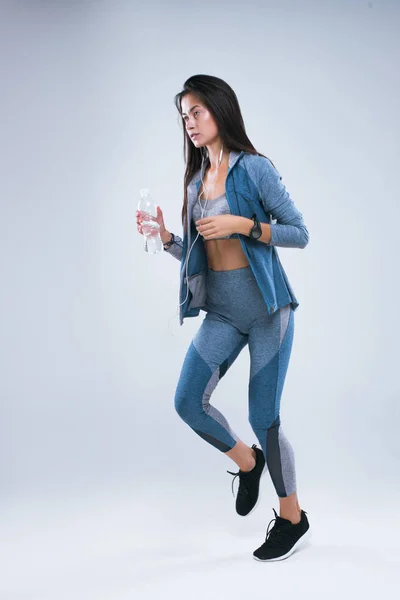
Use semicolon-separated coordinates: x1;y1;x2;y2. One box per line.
249;214;260;237
163;232;175;249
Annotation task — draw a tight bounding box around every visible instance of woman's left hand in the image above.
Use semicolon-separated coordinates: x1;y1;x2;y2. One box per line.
195;215;241;240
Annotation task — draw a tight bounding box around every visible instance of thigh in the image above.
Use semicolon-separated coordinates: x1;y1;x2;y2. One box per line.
247;304;294;425
176;312;248;398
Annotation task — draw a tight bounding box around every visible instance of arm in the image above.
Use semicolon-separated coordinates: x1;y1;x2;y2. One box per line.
162;230;183;261
255;157;309;249
237;218;272;244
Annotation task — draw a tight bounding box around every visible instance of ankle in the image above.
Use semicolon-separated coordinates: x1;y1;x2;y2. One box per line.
239;449;256;472
225;441;257;473
280;509;301;524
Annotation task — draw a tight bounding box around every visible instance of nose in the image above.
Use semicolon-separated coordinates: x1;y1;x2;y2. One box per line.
185;116;196;129
187;127;197;137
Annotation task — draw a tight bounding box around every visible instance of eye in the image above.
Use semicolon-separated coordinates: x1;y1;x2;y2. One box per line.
183;110;200;122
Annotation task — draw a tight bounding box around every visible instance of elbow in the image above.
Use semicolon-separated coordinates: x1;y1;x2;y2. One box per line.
299;226;309;249
268;223;309;248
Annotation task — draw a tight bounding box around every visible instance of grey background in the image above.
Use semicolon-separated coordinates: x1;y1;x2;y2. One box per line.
0;1;399;598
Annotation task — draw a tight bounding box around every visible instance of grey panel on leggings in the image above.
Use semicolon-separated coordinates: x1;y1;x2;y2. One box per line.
266;417;296;498
202;367;240;444
278;427;297;497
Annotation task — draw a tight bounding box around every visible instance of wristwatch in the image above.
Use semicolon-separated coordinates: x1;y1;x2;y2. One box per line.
163;232;175;250
249;214;262;240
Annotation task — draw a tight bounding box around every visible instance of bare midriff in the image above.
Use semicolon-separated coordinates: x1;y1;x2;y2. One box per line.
204;239;250;271
199;160;250;272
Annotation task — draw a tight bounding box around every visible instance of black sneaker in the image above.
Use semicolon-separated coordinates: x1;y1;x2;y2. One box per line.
253;507;311;562
226;444;266;516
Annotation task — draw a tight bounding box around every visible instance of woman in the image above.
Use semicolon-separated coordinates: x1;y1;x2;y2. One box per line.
136;74;311;562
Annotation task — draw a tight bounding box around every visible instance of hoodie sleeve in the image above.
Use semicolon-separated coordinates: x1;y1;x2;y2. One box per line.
164;233;183;261
256;156;309;249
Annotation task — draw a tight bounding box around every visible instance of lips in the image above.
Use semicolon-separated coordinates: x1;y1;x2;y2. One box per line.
191;133;200;139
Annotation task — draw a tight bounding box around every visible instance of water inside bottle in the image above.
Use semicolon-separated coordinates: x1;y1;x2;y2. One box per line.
138;189;163;254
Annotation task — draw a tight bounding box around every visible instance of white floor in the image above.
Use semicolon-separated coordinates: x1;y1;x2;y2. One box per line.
1;476;399;600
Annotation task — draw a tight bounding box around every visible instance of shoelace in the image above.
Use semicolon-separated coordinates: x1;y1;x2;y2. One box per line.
264;510;307;547
226;469;250;497
264;517;289;547
227;445;259;498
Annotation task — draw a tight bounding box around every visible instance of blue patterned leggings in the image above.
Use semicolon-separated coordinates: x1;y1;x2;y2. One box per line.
174;265;297;498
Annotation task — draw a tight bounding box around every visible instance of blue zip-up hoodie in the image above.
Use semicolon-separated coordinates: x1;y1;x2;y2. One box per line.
164;150;309;325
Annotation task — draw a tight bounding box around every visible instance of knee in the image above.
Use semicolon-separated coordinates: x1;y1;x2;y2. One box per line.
175;391;207;427
174;393;186;418
248;412;280;432
174;392;194;422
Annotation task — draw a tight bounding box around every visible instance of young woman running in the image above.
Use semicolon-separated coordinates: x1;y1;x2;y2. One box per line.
136;74;311;562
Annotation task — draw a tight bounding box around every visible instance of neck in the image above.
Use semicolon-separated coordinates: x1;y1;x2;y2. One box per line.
205;142;229;170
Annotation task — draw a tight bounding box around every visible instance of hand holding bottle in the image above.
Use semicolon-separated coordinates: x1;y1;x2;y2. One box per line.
136;205;166;237
137;189;169;254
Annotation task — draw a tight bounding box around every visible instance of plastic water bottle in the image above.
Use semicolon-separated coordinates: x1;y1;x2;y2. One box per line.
138;188;163;254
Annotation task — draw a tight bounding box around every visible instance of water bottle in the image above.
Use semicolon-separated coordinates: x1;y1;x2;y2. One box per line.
138;188;163;254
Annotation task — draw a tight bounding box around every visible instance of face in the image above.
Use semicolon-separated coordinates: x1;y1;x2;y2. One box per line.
181;93;220;148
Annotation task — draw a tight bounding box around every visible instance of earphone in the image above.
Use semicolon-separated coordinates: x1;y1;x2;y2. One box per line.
166;148;275;336
178;143;224;308
167;144;224;334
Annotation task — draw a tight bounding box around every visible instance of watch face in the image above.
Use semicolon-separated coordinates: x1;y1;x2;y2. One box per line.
251;225;262;239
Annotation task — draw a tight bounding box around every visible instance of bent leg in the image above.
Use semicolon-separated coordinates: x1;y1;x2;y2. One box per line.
247;304;296;497
174;313;248;452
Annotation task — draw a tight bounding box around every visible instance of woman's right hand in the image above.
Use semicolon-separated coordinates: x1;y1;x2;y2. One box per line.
136;205;166;236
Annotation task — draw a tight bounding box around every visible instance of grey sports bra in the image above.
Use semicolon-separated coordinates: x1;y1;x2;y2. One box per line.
192;192;236;240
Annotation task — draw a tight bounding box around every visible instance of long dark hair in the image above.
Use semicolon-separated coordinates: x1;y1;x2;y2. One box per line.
174;74;274;233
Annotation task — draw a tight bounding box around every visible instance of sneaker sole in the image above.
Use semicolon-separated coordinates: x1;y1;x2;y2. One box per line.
252;526;312;562
238;462;267;517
